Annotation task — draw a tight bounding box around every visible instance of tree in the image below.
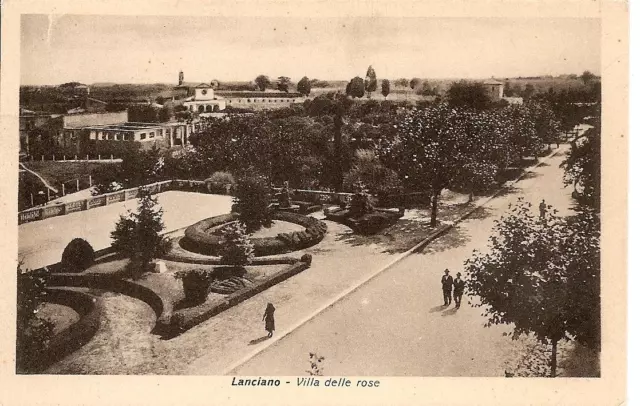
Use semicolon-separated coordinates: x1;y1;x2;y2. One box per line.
381;79;391;99
446;80;492;110
561;115;601;209
580;70;596;84
347;76;365;98
297;76;311;96
111;188;169;274
277;76;292;92
503;81;512;97
343;149;400;196
128;105;161;122
233;172;273;233
190;114;273;177
464;199;600;377
529;102;561;149
16;265;55;372
329;95;353;191
255;75;271;91
377;105;468;226
523;83;535;102
219;222;255;266
158;105;172;122
409;78;421;90
395;78;409;88
365;65;377;98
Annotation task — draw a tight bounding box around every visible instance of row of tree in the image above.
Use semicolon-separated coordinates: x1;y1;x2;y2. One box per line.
463;107;601;376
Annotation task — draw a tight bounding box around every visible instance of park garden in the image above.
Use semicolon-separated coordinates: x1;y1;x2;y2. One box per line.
16;82;600;375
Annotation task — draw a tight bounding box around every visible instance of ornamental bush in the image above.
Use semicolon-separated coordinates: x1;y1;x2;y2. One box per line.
206;171;236;193
61;238;95;273
233;172;273;233
219;222;255;266
174;269;211;304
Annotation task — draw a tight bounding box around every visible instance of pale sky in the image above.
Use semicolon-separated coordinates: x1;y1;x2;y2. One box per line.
20;15;601;85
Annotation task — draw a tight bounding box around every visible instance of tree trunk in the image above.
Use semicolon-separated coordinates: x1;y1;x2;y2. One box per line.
468;190;474;203
430;191;439;227
550;339;558;377
333;113;344;192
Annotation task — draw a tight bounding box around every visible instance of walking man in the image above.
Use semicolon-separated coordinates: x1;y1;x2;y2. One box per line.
539;199;547;218
453;272;465;309
441;269;453;306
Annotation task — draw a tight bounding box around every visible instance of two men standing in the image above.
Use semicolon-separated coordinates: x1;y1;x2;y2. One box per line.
441;269;465;309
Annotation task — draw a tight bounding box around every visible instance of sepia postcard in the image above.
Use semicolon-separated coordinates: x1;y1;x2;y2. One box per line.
0;0;629;405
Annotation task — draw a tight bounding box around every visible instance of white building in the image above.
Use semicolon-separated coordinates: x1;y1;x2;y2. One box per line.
183;83;226;113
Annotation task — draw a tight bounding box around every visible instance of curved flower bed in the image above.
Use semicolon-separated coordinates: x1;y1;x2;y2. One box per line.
180;211;327;257
20;288;101;373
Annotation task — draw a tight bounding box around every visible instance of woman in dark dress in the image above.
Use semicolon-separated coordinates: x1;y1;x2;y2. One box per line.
263;303;276;338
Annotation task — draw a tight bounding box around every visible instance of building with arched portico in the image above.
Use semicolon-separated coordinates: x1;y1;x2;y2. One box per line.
183;83;226;113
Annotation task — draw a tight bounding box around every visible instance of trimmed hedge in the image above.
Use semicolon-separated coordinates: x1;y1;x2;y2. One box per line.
180;211;327;257
159;259;311;337
180;213;239;256
162;250;300;265
22;288;101;373
61;238;95;273
45;272;165;320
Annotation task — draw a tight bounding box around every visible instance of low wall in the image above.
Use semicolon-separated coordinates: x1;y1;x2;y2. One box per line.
274;188;353;206
18;180;348;225
18;180;173;225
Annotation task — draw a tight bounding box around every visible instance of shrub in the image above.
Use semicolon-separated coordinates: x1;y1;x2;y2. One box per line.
111;188;170;277
174;269;211;305
61;238;95;272
301;254;313;265
206;171;236;193
16;266;55;373
233;172;273;233
219;222;255;266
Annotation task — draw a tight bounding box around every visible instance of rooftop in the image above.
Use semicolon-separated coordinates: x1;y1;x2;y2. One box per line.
69;122;168;131
483;79;504;85
216;91;303;98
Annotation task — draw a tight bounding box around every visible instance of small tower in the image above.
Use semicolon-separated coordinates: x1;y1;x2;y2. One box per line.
178;70;184;86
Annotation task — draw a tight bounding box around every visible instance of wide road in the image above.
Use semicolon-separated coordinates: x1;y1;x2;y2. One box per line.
230;146;574;376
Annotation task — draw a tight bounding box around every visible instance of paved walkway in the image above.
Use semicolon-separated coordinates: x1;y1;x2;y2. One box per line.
225;146;574;376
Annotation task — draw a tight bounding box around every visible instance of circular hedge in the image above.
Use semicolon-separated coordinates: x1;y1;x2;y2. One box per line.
180;211;327;257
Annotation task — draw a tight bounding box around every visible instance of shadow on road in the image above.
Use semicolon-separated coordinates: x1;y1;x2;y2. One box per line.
429;304;448;313
415;226;471;255
248;335;271;346
441;307;459;317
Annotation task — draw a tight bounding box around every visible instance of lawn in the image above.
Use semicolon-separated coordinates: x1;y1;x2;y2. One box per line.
23;161;120;191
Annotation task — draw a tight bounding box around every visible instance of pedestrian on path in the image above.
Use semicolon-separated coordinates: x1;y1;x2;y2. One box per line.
453;272;465;309
263;303;276;338
539;199;547;218
441;269;453;306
